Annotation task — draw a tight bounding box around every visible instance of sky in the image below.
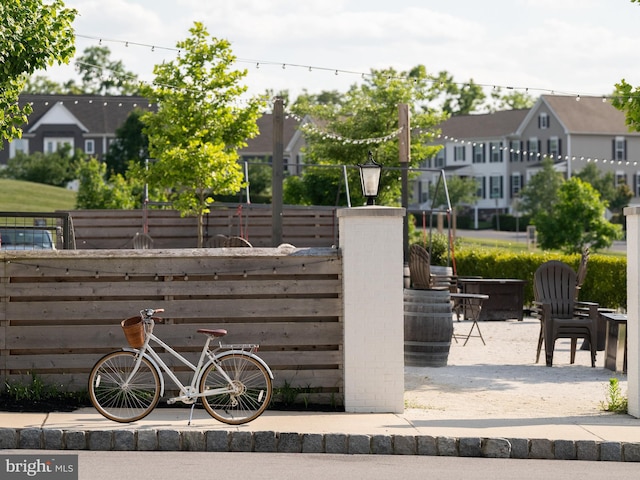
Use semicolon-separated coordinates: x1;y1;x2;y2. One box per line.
44;0;640;103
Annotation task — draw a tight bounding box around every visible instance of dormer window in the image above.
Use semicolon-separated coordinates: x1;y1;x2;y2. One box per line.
538;113;549;129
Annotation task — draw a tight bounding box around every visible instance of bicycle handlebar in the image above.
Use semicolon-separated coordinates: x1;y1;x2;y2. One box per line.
141;308;165;320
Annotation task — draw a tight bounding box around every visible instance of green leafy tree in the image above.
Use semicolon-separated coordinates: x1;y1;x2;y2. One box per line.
289;65;445;207
22;75;68;94
519;158;564;217
574;163;632;215
0;0;76;143
535;177;621;253
610;183;633;214
489;88;536;111
105;110;149;176
425;70;486;116
71;46;140;95
76;158;136;209
612;1;640;130
430;175;478;208
141;22;263;247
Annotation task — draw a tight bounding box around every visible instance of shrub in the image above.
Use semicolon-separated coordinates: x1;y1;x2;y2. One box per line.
454;250;626;309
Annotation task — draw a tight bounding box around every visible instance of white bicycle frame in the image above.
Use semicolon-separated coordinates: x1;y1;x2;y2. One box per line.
122;321;273;405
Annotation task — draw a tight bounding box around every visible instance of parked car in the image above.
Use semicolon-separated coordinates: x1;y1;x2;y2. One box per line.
0;227;56;250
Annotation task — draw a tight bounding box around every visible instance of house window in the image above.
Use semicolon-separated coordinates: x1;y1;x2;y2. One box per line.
511;174;522;196
527;138;540;161
85;139;95;155
539;113;549;129
475;176;486;199
548;137;561;159
9;138;29;158
434;149;445;168
489;176;503;199
420;180;430;204
44;137;74;154
454;145;466;162
509;140;521;162
489;142;502;163
472;144;485;163
616;172;627;187
613;137;627;161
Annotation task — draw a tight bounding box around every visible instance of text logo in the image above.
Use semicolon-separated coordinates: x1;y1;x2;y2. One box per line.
1;455;78;479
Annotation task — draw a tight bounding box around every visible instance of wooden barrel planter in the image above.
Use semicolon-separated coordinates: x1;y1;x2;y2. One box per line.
404;288;453;367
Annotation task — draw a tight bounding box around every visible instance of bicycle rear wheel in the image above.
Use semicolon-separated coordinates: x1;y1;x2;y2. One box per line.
88;351;161;423
199;353;272;425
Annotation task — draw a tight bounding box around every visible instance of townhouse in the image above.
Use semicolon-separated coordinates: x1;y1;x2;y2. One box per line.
418;95;640;221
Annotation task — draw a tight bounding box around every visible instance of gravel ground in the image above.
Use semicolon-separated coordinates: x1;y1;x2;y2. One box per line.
404;318;628;420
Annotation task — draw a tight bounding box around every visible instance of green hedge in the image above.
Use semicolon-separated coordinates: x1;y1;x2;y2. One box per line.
453;250;626;310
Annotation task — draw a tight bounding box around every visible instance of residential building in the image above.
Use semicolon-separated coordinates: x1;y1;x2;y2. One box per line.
0;94;153;165
419;109;529;223
418;95;640;222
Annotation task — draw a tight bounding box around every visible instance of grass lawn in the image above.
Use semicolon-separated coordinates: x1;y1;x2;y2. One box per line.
0;179;76;212
455;233;625;258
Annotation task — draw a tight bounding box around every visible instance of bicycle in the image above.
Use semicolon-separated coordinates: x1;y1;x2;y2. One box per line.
88;308;274;425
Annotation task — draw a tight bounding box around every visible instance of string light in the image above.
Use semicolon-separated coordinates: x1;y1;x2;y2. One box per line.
0;258;336;281
432;133;639;166
75;33;639;102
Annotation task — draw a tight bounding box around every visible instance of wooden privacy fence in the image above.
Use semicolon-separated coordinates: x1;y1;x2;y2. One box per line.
64;204;339;249
0;247;343;405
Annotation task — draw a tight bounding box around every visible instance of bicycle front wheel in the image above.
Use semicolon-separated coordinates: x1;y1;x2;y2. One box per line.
199;353;272;425
88;351;161;423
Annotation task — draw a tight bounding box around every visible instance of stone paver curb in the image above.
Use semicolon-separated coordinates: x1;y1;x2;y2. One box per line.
1;427;639;462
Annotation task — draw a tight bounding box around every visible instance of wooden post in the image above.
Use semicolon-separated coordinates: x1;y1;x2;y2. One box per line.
272;97;284;246
399;104;410;263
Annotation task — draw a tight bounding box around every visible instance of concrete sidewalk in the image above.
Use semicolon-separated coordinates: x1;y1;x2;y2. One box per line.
1;320;638;461
1;407;639;461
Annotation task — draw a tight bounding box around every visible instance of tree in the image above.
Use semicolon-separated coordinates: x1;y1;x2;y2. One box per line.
141;22;263;247
612;2;640;130
76;158;137;209
489;88;536;111
105;110;149;176
424;70;486;116
574;163;616;204
430;175;478;208
574;163;632;216
22;75;68;94
289;65;445;207
518;158;564;217
72;46;140;95
0;0;76;143
535;177;621;253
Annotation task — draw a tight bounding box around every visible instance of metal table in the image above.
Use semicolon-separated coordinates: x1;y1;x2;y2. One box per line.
451;293;489;346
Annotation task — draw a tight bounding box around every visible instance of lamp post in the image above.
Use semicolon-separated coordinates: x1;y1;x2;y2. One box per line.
358;151;382;205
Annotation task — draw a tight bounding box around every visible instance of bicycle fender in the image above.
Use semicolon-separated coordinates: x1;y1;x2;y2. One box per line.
122;347;166;397
201;350;274;382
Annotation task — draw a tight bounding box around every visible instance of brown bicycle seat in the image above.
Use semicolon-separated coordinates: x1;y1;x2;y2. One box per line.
197;328;227;338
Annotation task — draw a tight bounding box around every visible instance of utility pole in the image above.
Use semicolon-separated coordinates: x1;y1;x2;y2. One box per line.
398;103;410;263
272;97;284;246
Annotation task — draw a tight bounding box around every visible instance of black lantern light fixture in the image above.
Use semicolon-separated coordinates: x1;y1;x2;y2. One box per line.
358;151;382;205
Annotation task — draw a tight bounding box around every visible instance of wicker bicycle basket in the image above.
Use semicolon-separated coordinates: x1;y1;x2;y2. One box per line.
121;316;145;348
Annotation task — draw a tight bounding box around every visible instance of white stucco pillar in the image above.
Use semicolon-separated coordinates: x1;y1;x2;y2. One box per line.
624;206;639;417
337;206;405;413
